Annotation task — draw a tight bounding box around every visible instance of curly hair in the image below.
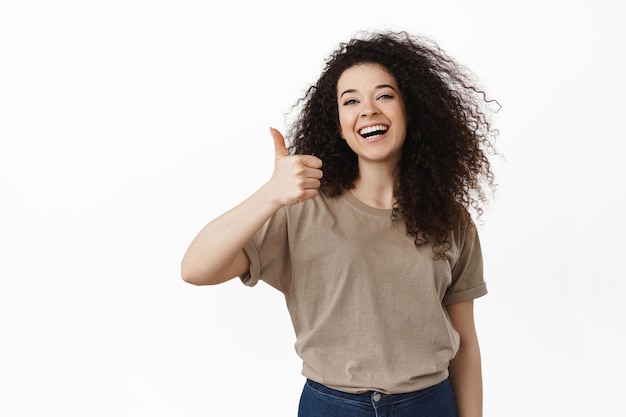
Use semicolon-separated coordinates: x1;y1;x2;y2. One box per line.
286;30;499;256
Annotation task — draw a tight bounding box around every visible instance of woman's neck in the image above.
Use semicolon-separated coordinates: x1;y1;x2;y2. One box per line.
351;163;396;209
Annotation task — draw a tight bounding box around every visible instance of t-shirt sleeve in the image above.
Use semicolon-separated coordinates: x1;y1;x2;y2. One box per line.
442;220;487;305
239;207;292;293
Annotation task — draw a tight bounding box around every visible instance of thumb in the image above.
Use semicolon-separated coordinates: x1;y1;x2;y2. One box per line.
269;127;289;159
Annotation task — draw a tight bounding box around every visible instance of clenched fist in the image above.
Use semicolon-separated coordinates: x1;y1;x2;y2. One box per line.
268;127;323;206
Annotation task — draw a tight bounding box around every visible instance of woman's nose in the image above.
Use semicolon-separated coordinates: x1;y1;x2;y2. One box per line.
360;100;379;117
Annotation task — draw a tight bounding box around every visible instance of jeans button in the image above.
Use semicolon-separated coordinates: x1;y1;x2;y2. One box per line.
372;393;381;402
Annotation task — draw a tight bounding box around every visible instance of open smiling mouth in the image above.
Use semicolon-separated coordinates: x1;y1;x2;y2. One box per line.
359;124;389;139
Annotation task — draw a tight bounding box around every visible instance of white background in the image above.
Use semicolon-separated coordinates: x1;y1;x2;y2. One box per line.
1;0;624;415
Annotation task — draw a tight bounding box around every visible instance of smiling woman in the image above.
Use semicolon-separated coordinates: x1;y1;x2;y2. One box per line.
289;32;499;254
337;63;408;173
181;30;498;417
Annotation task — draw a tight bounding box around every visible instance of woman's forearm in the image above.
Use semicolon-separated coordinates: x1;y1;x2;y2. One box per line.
180;183;283;286
448;338;483;417
446;300;483;417
181;128;323;286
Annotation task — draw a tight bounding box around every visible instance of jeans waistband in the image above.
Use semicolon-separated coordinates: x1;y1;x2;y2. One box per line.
305;378;448;406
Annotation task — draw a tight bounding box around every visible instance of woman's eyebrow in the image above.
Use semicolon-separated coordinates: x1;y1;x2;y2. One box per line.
339;84;397;98
339;89;357;98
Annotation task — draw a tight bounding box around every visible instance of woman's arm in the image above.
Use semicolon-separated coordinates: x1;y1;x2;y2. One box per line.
180;185;283;286
446;300;483;417
180;128;323;286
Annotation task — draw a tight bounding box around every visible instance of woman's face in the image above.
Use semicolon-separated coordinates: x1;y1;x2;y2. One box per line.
336;63;407;167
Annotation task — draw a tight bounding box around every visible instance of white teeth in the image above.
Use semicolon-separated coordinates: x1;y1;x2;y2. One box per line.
359;124;388;136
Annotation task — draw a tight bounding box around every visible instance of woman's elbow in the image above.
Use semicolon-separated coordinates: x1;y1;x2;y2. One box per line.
181;260;213;286
181;250;248;286
180;261;236;286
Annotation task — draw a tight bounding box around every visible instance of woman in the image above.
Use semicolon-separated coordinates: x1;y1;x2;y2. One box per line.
182;30;498;417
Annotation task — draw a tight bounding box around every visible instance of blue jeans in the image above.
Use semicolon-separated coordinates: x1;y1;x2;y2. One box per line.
298;378;458;417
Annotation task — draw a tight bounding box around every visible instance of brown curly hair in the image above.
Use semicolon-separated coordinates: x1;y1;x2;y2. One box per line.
286;30;499;256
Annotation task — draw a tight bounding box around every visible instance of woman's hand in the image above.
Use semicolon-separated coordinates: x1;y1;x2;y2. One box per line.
267;127;323;206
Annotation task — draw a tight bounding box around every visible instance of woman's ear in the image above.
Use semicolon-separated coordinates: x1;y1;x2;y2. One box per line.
337;124;345;140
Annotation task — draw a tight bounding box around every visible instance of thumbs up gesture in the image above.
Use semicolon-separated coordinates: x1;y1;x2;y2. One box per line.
268;127;323;206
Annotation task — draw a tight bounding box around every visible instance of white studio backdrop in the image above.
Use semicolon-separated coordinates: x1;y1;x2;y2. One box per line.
1;0;624;415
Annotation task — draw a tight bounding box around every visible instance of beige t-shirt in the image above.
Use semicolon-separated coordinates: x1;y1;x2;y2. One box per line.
241;191;486;394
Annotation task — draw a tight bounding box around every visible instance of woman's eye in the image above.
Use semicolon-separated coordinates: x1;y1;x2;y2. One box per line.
377;94;394;100
343;99;358;106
